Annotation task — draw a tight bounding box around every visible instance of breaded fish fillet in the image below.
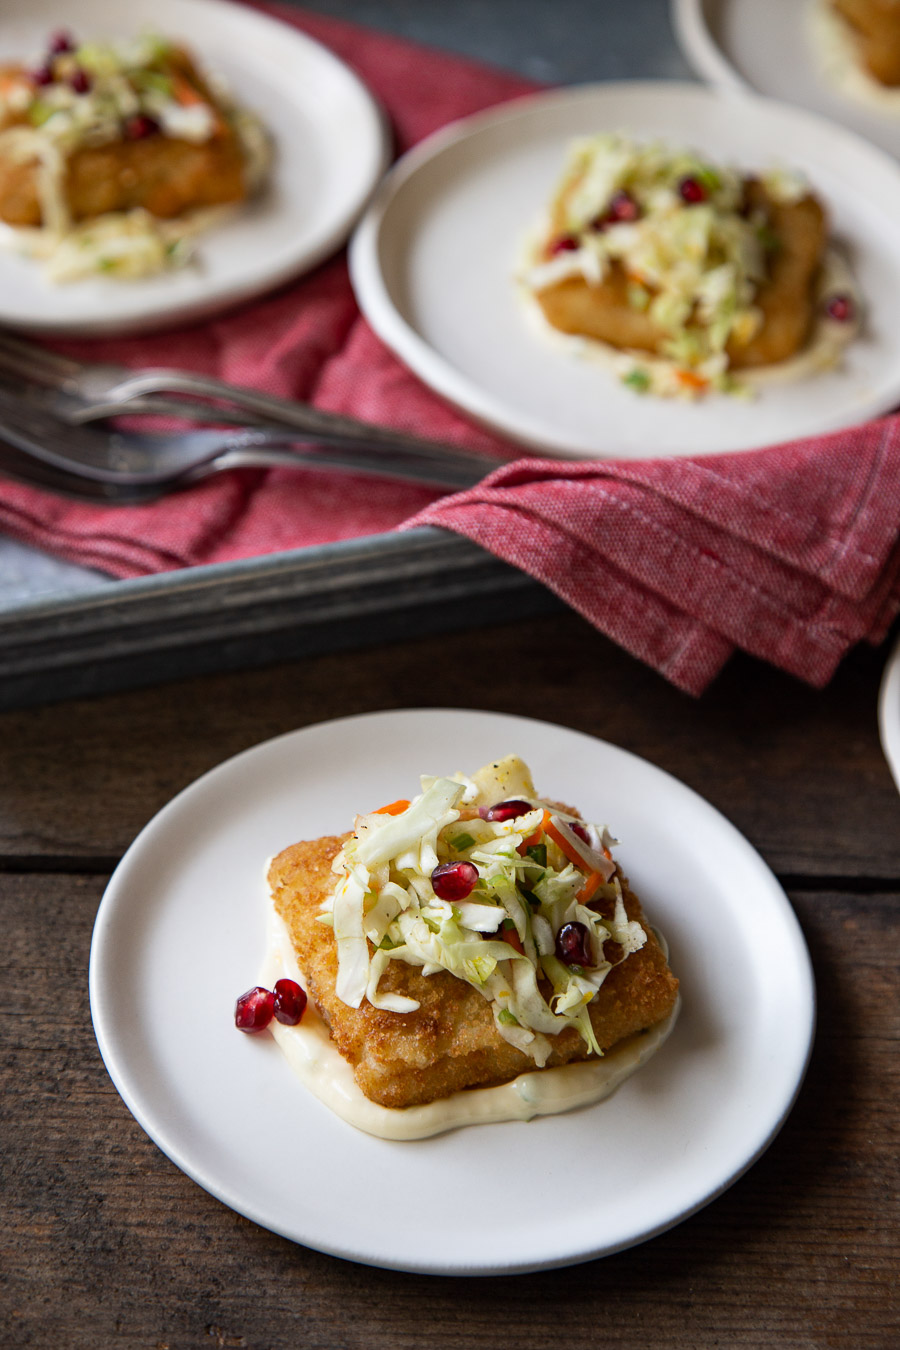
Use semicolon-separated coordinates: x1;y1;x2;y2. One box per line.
0;49;247;228
833;0;900;86
535;183;827;370
268;834;679;1111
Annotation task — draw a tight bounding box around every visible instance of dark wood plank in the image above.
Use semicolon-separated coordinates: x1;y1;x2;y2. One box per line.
0;613;897;878
2;873;897;1349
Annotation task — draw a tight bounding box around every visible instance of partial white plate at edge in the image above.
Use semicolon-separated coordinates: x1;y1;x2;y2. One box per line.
878;634;900;792
89;708;815;1275
673;0;900;160
0;0;389;336
349;80;900;459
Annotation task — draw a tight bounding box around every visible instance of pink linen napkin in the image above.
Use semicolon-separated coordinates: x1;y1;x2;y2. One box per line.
403;422;900;695
0;4;898;696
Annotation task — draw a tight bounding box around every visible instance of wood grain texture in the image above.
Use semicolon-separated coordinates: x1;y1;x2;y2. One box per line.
1;874;896;1348
1;618;898;1348
0;614;896;877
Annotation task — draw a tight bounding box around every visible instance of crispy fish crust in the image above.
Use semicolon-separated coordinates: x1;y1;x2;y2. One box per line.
268;834;680;1110
833;0;900;86
0;50;247;228
534;182;827;370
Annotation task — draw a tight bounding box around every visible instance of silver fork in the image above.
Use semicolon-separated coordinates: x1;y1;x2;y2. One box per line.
0;382;493;491
0;330;489;462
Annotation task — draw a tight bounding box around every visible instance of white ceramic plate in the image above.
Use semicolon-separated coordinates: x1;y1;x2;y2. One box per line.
878;634;900;792
0;0;388;335
673;0;900;160
349;81;900;459
90;708;815;1275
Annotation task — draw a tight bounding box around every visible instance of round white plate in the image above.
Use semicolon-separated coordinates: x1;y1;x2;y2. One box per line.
0;0;388;335
878;633;900;792
90;708;815;1275
349;81;900;460
673;0;900;160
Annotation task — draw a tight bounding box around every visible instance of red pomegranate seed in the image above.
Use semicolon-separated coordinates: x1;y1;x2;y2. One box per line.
556;921;592;967
234;985;274;1032
481;799;533;822
548;234;579;256
31;64;55;86
273;978;307;1025
826;294;854;323
678;175;708;204
431;860;478;901
568;821;590;845
48;30;75;55
124;114;160;140
601;189;641;225
68;68;91;94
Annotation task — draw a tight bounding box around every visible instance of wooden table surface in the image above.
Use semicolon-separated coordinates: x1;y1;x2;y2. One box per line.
2;611;898;1348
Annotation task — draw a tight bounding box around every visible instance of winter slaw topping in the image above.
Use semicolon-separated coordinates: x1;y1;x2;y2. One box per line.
320;756;647;1065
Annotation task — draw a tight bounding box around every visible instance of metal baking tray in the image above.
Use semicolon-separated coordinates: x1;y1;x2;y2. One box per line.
0;528;560;709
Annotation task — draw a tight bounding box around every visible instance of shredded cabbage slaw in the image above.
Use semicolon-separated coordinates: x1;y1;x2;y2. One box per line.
320;756;647;1066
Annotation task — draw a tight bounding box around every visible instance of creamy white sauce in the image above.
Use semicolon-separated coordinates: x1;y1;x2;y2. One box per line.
515;243;860;399
261;902;680;1140
808;0;900;114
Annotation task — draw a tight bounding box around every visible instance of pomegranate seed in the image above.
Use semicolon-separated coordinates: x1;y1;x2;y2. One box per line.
68;68;91;94
31;64;55;86
481;799;533;822
678;175;708;204
601;189;641;225
568;821;590;845
556;921;592;967
826;293;854;323
124;114;160;140
234;985;274;1032
48;30;75;55
548;234;579;256
273;978;307;1025
431;860;478;901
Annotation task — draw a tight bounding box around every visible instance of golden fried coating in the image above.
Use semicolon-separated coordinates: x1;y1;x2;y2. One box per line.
268;834;679;1111
534;183;827;371
833;0;900;86
0;49;248;228
0;134;247;227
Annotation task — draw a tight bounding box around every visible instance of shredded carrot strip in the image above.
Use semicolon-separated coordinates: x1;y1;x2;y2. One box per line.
170;71;206;107
373;799;410;816
675;368;708;392
576;871;604;904
517;810;549;854
170;71;226;134
542;812;609;902
502;926;524;954
543;813;587;871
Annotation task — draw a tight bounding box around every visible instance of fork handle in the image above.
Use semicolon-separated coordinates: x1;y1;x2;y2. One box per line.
112;372;498;466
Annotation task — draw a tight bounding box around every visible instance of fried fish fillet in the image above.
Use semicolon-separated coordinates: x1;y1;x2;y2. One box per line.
833;0;900;86
535;182;827;370
0;50;247;228
268;834;680;1111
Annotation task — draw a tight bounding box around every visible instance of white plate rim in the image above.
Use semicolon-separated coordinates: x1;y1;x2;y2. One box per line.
0;0;390;335
877;633;900;791
89;707;816;1275
349;78;900;460
671;0;752;92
